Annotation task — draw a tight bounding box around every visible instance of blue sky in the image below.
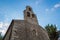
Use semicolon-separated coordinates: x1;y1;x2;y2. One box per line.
0;0;60;35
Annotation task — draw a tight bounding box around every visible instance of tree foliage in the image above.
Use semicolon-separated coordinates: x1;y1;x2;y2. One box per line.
45;24;59;40
0;32;2;40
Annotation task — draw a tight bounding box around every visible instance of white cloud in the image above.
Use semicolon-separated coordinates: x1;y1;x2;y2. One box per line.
45;9;49;12
0;30;6;36
54;3;60;8
0;22;9;29
35;1;40;5
3;23;9;27
45;3;60;12
0;22;9;36
51;3;60;11
0;22;3;28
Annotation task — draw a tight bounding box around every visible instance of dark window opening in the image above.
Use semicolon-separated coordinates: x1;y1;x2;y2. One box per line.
33;30;36;34
27;12;30;17
32;14;35;18
32;29;36;36
29;8;31;11
14;31;17;33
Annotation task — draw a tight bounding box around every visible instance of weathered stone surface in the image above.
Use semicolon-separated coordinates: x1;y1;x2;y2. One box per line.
3;6;50;40
3;20;49;40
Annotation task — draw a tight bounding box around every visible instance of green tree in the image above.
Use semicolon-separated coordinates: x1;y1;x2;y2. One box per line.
0;32;2;40
45;24;59;40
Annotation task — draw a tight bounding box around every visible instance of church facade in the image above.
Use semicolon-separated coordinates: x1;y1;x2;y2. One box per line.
3;6;50;40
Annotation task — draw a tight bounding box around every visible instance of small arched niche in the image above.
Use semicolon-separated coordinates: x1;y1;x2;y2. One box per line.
27;12;30;17
33;29;36;34
29;7;31;11
32;29;36;36
32;14;35;18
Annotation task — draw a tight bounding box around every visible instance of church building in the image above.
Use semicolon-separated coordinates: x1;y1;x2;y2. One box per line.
3;6;50;40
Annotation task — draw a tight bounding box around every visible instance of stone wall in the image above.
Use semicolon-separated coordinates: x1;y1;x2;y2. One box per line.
3;20;49;40
3;6;50;40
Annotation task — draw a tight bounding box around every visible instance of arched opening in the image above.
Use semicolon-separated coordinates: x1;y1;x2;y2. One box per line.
32;29;36;36
33;30;36;34
27;12;30;17
29;8;31;11
32;14;35;18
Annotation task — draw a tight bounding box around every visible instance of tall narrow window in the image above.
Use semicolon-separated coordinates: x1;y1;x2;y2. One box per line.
29;8;31;11
32;14;35;18
27;12;30;17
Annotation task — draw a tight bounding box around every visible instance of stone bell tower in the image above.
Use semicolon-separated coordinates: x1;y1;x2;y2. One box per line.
24;6;38;25
3;6;50;40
